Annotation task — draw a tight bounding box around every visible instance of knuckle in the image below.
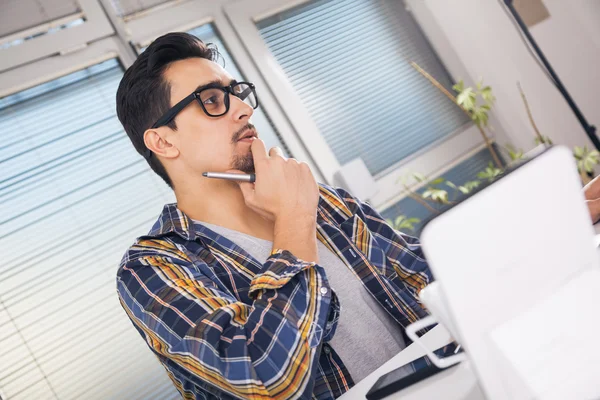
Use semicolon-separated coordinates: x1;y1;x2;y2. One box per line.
268;146;282;155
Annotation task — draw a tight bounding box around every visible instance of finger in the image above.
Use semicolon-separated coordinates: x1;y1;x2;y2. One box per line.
250;138;268;162
269;146;284;158
225;169;245;174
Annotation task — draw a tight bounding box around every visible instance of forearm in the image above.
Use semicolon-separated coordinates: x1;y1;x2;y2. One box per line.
586;198;600;223
584;174;600;200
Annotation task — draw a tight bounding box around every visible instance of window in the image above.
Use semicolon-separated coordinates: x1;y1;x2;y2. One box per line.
0;0;113;72
256;0;468;176
226;0;488;208
0;59;178;400
0;0;81;39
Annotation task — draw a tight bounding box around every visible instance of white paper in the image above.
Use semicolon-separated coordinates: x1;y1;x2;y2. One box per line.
490;268;600;400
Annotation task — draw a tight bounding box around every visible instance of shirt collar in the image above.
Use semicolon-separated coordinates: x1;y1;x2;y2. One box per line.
146;185;350;241
148;203;198;241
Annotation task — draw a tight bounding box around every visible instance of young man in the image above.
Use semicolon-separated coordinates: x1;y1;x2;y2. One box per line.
122;30;600;399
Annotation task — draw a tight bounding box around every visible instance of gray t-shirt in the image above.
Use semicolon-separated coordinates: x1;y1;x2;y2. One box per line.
197;221;407;383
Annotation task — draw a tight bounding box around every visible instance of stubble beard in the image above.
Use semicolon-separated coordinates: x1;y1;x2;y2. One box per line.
231;152;255;173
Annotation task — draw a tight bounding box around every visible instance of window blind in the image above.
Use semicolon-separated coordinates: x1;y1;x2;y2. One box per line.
257;0;470;176
0;59;179;399
0;0;80;38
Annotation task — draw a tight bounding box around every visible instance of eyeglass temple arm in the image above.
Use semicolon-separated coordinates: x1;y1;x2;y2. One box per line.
151;92;197;129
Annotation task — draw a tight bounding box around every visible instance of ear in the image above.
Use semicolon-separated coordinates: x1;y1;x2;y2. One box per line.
143;128;180;160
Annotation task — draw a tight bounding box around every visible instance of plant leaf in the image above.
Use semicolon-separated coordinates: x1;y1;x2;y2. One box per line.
394;216;405;227
427;188;449;204
429;177;445;186
460;180;481;194
472;107;489;127
477;163;503;181
388;215;420;233
481;86;495;104
456;87;476;110
505;144;524;161
452;80;465;93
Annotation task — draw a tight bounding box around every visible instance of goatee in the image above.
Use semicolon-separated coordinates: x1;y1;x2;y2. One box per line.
231;153;255;173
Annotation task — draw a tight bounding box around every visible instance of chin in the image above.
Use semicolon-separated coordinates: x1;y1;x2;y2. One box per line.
231;153;255;174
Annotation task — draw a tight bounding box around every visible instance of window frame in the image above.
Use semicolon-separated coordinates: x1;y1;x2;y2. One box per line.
0;34;168;400
0;36;135;98
224;0;494;209
0;0;115;73
105;0;325;182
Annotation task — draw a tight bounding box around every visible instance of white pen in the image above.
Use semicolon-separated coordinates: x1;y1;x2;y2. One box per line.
202;172;256;183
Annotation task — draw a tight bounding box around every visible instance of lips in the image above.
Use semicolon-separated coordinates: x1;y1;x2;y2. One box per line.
237;129;257;141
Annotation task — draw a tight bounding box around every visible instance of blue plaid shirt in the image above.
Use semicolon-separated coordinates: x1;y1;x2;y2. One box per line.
117;184;436;399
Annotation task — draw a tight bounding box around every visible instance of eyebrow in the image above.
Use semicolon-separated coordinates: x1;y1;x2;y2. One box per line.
194;79;238;92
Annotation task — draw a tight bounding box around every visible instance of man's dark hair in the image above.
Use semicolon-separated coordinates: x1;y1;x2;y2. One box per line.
116;32;220;188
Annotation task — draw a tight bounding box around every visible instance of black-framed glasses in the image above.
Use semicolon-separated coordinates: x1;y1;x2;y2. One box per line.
151;81;259;129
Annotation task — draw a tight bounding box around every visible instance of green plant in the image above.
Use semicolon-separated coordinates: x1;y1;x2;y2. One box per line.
422;177;450;204
505;144;525;162
477;163;503;182
390;66;600;235
410;62;503;169
387;215;420;233
453;80;495;130
574;146;600;184
446;180;480;195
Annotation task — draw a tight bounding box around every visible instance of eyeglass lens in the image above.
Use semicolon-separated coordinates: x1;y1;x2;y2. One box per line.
198;83;257;116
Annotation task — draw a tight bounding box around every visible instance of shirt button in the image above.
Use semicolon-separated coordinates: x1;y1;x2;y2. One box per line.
323;345;331;354
320;287;328;295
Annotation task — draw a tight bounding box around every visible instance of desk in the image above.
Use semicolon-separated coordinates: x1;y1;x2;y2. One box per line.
341;224;600;399
338;325;485;400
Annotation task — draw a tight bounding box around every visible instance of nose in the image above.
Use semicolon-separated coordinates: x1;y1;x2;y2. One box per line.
229;94;254;122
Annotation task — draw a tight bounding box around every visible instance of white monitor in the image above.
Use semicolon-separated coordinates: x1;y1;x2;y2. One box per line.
421;146;600;399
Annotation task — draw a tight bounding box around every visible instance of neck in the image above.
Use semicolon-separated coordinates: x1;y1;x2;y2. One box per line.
174;175;275;241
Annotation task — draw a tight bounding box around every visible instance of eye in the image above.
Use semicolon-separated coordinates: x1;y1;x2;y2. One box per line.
203;95;219;105
199;88;224;107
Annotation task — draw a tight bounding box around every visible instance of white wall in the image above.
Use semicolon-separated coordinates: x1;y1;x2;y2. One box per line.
410;0;600;154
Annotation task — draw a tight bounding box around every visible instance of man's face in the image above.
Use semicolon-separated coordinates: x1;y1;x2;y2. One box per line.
161;57;257;177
